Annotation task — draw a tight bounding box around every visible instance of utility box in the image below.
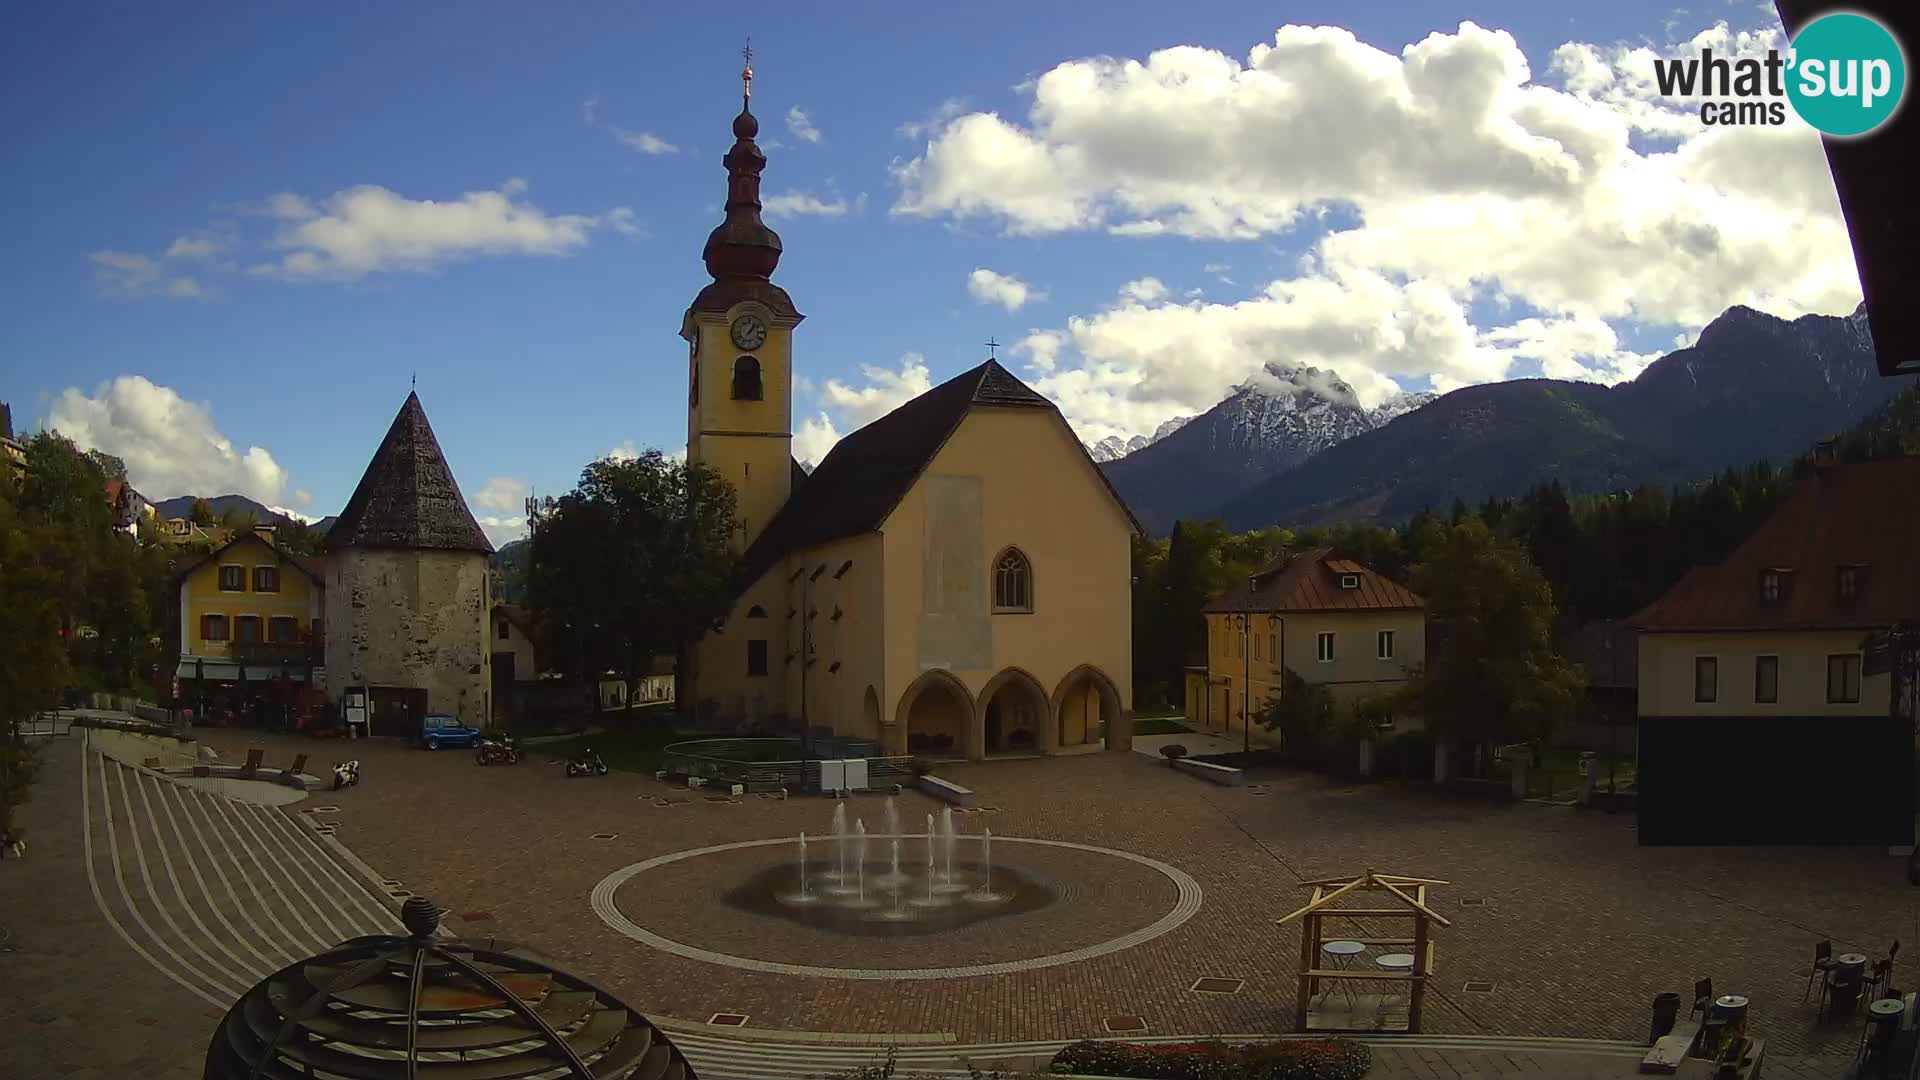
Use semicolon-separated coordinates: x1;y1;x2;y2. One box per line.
817;759;846;792
841;758;869;791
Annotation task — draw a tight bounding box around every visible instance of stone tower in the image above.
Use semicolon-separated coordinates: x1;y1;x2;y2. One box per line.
323;391;494;730
681;49;804;549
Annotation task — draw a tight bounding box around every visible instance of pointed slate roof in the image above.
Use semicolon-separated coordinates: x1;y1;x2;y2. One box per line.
738;358;1139;584
325;392;494;554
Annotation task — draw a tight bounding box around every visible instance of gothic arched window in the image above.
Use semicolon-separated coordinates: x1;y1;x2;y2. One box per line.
731;356;763;401
993;548;1032;613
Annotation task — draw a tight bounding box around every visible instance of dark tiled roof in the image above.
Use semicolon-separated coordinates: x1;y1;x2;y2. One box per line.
325;392;493;554
1631;456;1920;632
738;358;1140;583
1202;547;1425;614
1560;619;1638;689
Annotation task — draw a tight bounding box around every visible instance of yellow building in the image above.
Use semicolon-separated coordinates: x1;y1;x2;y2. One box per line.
680;72;1140;759
173;525;328;697
1186;549;1426;742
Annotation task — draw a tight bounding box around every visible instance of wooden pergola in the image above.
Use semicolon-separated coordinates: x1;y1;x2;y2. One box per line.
1274;869;1451;1033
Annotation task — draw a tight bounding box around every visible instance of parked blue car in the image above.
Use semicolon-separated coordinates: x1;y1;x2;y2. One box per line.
419;714;483;750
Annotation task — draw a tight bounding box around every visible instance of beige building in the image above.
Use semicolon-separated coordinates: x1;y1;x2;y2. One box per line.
680;76;1139;759
324;391;495;734
1186;549;1426;742
1632;454;1915;720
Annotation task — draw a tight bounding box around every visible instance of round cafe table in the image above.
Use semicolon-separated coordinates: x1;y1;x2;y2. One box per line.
1838;953;1869;968
1320;941;1365;1008
1375;952;1416;1023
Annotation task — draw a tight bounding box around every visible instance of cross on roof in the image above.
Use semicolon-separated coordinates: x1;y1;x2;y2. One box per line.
985;337;1000;359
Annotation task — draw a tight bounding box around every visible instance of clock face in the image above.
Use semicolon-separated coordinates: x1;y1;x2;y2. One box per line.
730;314;769;351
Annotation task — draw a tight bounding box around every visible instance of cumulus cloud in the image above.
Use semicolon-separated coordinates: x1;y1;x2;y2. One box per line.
792;354;934;467
44;375;288;503
472;476;529;513
762;191;853;218
90;251;205;299
251;182;614;280
615;129;678;155
474;514;529;547
786;107;822;143
890;18;1862;444
966;268;1044;311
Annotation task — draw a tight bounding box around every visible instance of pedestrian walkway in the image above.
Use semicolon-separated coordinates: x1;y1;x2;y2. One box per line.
1131;730;1249;758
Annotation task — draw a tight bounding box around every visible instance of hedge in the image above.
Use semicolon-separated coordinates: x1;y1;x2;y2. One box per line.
1051;1039;1371;1080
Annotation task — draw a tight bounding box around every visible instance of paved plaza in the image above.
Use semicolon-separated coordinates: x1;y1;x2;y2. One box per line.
2;723;1906;1078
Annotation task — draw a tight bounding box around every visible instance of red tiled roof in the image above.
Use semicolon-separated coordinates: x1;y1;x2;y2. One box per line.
1202;547;1424;614
1631;456;1920;633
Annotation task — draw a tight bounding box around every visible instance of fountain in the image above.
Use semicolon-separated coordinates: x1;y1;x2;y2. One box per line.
854;819;870;906
967;826;1002;903
830;804;848;882
793;832;815;903
762;802;1019;931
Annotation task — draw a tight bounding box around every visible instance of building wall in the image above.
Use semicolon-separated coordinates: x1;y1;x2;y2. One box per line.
178;534;324;659
1637;630;1887;717
880;405;1134;755
325;548;491;721
690;560;796;729
489;611;539;680
1200;608;1425;737
685;301;797;548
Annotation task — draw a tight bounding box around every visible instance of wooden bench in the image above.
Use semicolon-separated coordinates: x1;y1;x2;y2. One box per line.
1174;758;1245;786
1641;1018;1700;1073
237;748;264;780
916;774;976;807
279;754;309;784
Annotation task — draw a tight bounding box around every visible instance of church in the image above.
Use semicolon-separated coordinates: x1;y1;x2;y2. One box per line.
682;61;1140;759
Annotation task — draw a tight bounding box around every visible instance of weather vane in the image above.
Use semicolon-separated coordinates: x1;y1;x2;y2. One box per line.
985;336;1000;359
410;371;416;389
741;38;754;100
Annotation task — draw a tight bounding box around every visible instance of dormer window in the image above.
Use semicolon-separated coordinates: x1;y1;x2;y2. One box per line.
731;356;763;401
1758;568;1792;605
1339;574;1360;590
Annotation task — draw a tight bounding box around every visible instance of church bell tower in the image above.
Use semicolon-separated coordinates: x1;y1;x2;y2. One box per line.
682;44;804;549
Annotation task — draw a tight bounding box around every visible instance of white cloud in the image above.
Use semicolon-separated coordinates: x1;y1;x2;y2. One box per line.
763;191;851;218
267;505;322;524
252;182;612;280
786;106;822;143
582;95;600;125
606;440;641;462
472;476;530;513
967;268;1045;311
44;375;288;503
474;514;529;547
614;129;678;155
793;354;934;466
604;206;644;237
1118;277;1168;304
293;489;314;508
892;19;1862;444
165;230;228;259
897;98;970;140
90;251;205;299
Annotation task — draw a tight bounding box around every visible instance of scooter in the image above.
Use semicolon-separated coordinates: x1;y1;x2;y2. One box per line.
564;749;608;778
331;760;361;790
475;734;521;766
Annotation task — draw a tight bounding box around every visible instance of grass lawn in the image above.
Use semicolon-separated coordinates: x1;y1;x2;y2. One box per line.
1132;715;1192;736
1499;746;1638;798
523;704;685;773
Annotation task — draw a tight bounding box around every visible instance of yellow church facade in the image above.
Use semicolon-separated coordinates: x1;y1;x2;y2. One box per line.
679;67;1137;759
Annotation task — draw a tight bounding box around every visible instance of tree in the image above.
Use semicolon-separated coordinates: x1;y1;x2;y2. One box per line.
87;449;128;482
1392;518;1584;750
0;492;68;847
527;450;740;709
189;497;214;526
1258;667;1337;749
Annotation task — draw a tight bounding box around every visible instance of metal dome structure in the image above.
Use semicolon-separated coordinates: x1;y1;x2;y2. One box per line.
204;897;697;1080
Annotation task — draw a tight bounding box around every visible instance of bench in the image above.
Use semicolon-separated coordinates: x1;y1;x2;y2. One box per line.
280;754;309;784
1641;1018;1700;1073
237;748;264;780
1173;758;1245;786
916;774;976;807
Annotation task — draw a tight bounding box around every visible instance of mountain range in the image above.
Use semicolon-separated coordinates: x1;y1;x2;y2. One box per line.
1096;303;1890;534
149;494;335;534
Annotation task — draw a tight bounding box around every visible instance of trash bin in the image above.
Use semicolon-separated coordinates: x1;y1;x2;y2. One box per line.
1651;991;1682;1044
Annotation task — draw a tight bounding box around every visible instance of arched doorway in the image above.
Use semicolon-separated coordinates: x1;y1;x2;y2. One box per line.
1052;665;1125;751
861;685;882;741
977;668;1048;754
896;670;973;758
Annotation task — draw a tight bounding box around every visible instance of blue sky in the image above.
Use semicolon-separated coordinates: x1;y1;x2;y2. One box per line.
0;1;1860;543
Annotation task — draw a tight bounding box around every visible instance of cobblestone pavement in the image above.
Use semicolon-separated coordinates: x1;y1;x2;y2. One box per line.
182;729;1911;1071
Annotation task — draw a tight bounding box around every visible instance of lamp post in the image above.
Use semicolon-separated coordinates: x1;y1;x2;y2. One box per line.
1229;611;1284;754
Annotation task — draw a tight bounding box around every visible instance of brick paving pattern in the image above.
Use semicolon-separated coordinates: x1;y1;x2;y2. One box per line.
187;729;1909;1070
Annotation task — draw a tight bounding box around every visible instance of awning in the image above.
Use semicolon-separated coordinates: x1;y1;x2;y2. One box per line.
175;660;313;683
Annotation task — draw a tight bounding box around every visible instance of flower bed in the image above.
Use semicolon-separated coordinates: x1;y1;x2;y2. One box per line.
1051;1038;1371;1079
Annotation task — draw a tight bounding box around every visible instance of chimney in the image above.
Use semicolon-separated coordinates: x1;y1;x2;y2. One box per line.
1812;437;1839;471
254;523;277;546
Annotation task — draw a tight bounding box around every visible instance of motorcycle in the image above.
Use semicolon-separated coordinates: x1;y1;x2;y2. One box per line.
331;760;361;790
475;734;521;766
564;749;608;778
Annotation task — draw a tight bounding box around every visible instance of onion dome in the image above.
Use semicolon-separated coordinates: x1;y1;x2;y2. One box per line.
203;896;696;1079
689;46;799;321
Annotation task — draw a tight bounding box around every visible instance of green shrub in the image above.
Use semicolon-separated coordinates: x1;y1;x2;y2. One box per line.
1050;1038;1371;1080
